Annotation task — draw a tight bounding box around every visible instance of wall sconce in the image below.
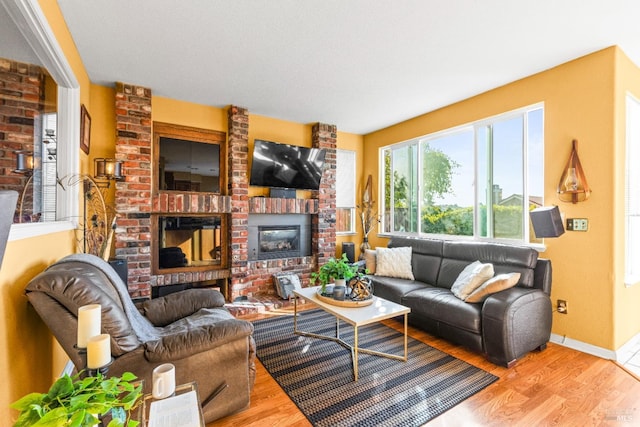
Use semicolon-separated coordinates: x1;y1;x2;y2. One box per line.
530;206;565;238
13;150;34;175
557;139;591;203
94;158;124;187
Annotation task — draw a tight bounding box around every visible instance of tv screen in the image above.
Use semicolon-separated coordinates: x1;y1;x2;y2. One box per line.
249;139;326;190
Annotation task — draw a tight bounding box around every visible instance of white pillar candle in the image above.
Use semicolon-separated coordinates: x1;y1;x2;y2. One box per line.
77;304;101;348
87;334;111;369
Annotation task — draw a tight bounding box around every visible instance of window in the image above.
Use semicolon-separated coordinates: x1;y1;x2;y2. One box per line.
336;149;356;234
382;104;543;243
625;94;640;286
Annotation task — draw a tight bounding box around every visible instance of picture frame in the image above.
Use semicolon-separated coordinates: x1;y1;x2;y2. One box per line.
80;104;91;155
273;273;301;299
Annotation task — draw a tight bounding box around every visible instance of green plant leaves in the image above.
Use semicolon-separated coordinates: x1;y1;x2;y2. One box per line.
11;372;142;427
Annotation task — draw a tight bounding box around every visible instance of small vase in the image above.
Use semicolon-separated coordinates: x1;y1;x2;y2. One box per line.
333;285;346;300
358;237;370;260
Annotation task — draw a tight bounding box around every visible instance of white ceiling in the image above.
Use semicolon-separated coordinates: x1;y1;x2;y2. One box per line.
8;1;640;134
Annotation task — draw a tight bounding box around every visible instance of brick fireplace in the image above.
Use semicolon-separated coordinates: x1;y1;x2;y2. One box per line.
114;83;336;300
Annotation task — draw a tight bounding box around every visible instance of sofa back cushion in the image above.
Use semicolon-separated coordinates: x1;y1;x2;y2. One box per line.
388;236;443;284
25;261;142;356
438;240;538;289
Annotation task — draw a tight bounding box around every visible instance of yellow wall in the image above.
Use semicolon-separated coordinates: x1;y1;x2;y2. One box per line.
364;47;623;351
0;231;75;421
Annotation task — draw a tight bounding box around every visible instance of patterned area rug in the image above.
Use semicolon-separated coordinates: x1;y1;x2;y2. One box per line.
252;309;498;427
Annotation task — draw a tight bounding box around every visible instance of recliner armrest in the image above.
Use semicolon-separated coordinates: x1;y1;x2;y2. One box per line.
141;288;226;326
144;318;254;362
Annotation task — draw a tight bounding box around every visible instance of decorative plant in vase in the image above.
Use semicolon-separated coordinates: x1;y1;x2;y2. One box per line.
311;253;359;296
11;371;143;427
357;175;380;259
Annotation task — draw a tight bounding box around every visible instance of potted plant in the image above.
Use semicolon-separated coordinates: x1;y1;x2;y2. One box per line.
11;371;143;427
311;253;359;296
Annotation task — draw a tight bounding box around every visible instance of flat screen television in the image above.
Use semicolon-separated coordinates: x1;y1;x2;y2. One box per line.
249;139;326;190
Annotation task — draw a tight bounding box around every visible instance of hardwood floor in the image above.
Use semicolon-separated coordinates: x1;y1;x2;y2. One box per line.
209;306;640;426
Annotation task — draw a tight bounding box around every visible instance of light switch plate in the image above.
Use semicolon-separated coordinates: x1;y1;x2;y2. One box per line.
566;218;588;231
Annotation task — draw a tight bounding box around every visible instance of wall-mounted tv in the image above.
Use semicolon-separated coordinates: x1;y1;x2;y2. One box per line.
249;139;326;190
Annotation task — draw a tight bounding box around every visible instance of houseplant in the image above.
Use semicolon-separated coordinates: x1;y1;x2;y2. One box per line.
11;371;143;427
311;253;359;295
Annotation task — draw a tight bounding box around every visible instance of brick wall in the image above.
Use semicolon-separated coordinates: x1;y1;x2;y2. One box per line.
0;58;44;201
114;82;153;298
112;86;337;300
312;123;337;265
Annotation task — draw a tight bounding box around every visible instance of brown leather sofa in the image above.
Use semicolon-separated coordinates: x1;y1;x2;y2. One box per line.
369;236;553;367
25;253;256;423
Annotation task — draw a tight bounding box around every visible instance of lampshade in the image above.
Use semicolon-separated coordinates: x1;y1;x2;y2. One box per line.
94;158;124;181
530;206;565;238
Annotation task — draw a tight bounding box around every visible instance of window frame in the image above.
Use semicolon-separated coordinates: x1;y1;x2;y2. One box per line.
380;103;544;245
336;149;356;235
6;0;80;241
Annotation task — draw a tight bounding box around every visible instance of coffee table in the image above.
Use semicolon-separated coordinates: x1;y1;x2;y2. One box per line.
293;286;411;381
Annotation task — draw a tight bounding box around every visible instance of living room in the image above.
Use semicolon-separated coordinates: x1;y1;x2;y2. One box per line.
2;1;640;425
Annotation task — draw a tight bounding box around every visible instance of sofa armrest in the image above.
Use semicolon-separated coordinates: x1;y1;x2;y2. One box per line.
481;287;552;367
141;289;226;326
144;318;254;362
533;258;552;295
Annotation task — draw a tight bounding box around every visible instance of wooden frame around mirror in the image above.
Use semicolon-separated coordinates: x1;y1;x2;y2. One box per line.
152;122;226;195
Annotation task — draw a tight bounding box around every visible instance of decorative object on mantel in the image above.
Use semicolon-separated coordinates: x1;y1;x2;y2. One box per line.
310;253;359;295
357;175;380;259
61;175;117;260
10;371;143;427
557;139;591;203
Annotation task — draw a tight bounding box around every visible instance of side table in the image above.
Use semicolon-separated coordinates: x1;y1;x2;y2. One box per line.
142;381;205;427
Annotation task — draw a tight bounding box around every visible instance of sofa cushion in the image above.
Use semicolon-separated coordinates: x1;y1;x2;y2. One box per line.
368;276;428;304
450;261;494;300
437;240;538;288
389;236;442;285
375;246;414;280
465;272;521;303
401;287;483;334
364;249;377;274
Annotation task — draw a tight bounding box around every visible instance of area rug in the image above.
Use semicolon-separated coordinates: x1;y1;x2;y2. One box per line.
252;309;498;427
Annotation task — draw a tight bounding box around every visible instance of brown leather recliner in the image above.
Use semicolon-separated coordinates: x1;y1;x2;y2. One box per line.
25;253;256;423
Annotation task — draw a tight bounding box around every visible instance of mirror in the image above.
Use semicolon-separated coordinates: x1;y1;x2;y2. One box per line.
153;122;226;194
0;58;58;224
1;0;80;233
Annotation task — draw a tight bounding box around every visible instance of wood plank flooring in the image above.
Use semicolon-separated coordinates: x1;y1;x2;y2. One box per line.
208;306;640;427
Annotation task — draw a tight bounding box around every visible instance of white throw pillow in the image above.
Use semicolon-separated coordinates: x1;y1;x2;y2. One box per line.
465;272;521;303
375;246;414;280
450;261;494;300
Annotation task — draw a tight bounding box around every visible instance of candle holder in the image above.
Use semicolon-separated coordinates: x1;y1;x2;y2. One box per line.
73;344;88;374
86;358;114;378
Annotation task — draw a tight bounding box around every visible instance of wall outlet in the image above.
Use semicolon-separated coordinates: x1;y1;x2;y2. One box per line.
557;299;568;314
566;218;588;231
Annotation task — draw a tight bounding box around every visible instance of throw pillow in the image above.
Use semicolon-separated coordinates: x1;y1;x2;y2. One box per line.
364;249;377;274
375;246;414;280
273;273;302;299
450;261;494;300
465;272;521;303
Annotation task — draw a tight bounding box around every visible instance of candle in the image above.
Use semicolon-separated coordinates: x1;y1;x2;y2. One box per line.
87;334;111;369
77;304;101;348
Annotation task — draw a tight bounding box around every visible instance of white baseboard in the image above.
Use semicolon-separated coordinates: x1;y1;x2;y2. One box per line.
550;333;616;360
615;332;640;364
550;332;640;363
